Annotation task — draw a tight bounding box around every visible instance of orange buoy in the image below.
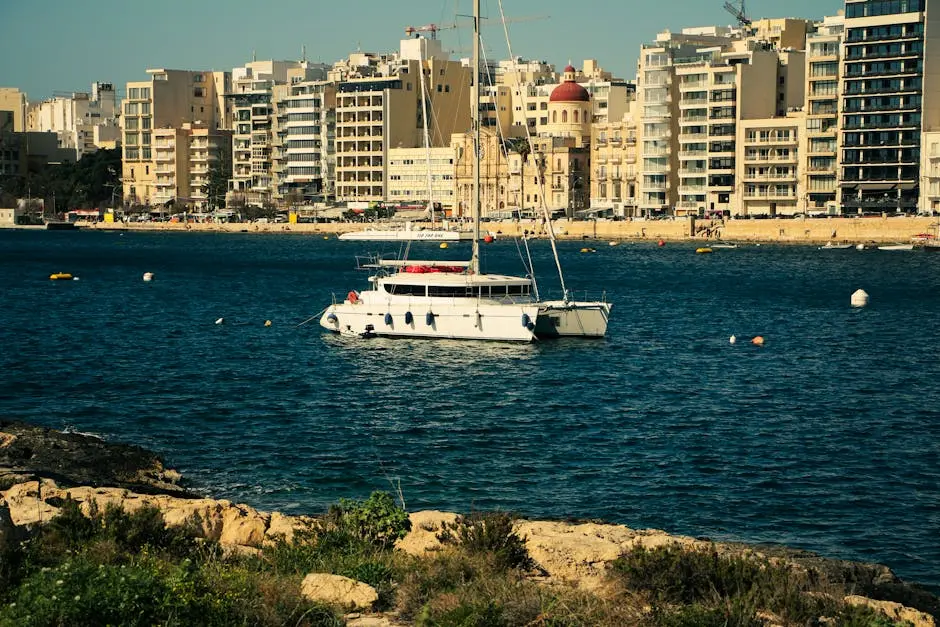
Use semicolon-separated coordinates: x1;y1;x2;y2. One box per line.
483;234;494;243
751;336;765;346
347;291;359;304
658;239;666;247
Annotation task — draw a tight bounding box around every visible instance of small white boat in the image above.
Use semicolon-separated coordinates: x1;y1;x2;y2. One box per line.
338;228;473;242
819;242;853;250
710;243;738;249
877;244;915;251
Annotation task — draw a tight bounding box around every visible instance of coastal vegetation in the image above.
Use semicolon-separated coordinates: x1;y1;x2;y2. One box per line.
0;490;919;627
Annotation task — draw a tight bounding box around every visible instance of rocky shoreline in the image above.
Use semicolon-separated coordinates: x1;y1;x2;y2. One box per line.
2;420;937;626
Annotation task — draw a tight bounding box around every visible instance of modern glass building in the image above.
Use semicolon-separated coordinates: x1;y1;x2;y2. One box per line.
840;0;936;214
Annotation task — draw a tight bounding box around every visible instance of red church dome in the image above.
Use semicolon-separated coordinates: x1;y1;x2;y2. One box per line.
550;80;590;103
550;65;590;103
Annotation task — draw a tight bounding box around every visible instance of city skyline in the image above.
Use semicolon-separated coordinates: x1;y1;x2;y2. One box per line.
2;0;841;101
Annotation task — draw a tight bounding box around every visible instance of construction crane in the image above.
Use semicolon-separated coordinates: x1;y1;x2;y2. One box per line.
405;24;444;39
405;15;549;40
724;0;751;27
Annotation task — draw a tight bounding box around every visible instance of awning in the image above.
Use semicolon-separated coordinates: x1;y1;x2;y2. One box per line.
858;183;895;191
840;183;857;190
898;182;918;190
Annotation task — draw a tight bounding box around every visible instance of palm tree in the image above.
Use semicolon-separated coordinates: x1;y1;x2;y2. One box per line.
504;137;531;216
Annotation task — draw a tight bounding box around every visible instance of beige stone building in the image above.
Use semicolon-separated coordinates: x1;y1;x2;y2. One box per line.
0;88;27;132
121;69;231;206
334;37;470;203
738;115;802;216
590;114;639;217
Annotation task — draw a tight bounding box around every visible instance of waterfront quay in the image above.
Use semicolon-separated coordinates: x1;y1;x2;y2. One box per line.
70;215;938;245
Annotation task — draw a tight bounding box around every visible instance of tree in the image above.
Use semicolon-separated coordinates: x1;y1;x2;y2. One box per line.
206;149;231;210
504;137;531;213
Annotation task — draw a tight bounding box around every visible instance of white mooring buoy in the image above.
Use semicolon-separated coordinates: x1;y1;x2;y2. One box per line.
729;334;737;345
850;289;869;308
143;272;154;282
215;317;225;325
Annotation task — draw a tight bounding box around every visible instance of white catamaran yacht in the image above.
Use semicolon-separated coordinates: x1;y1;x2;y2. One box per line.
319;0;611;341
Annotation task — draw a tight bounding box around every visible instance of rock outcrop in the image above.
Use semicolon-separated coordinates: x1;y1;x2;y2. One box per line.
0;480;314;549
300;573;378;611
0;421;192;497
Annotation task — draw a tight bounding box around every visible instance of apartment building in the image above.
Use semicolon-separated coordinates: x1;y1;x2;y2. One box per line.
802;15;844;214
634;20;810;217
635;28;734;216
738;115;802;216
27;82;119;159
334;37;470;203
121;69;230;206
152;123;232;210
274;78;335;204
228;61;330;207
386;147;455;212
840;0;939;215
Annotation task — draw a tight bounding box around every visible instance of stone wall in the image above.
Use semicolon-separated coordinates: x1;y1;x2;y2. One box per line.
73;216;937;244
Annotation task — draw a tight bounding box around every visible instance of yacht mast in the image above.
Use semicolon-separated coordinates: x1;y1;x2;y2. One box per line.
470;0;481;275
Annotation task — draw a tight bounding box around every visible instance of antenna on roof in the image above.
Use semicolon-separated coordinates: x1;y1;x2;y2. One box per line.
252;49;257;62
724;0;751;27
302;44;307;63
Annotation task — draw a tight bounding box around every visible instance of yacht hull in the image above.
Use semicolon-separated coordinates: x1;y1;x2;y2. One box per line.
320;298;539;342
535;301;611;338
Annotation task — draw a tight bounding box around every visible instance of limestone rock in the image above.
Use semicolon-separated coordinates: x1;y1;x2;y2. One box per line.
515;519;702;591
0;431;16;448
845;595;936;627
396;510;458;555
300;573;377;611
1;481;274;549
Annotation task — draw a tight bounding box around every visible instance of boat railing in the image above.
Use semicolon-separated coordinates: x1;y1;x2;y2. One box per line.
538;288;609;304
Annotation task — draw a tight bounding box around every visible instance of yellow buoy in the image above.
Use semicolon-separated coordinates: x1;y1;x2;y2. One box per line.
696;247;713;254
264;320;272;327
440;242;448;249
49;272;73;281
751;336;765;346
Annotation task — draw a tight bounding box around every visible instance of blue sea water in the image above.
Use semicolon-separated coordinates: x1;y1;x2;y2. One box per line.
1;229;938;589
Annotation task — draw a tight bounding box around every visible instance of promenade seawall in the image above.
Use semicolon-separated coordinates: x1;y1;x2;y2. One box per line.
6;215;937;244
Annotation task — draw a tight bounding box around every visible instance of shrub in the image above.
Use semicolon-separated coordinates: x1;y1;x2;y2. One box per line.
324;491;411;549
0;553;344;627
437;511;532;571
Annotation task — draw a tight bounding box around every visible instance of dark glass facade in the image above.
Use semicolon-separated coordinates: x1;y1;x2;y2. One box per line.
841;1;926;213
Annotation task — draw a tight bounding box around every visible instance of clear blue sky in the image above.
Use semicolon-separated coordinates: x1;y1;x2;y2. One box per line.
1;0;843;101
